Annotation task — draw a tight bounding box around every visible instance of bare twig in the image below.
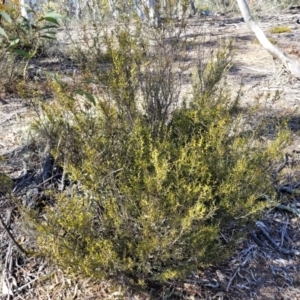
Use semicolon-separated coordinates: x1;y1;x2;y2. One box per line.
2;242;14;298
250;231;265;248
280;223;288;247
14;278;39;293
0;214;28;255
5;208;13;229
58;160;66;192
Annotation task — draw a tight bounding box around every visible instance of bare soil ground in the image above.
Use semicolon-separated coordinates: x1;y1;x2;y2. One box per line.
1;9;300;299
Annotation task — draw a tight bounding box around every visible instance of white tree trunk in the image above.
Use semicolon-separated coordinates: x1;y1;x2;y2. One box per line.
133;0;145;22
106;0;195;27
237;0;300;78
148;0;160;27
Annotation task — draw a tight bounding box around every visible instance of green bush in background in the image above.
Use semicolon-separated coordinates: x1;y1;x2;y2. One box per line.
0;6;63;94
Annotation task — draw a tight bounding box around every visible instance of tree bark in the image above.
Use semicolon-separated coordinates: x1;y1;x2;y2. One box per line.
237;0;300;78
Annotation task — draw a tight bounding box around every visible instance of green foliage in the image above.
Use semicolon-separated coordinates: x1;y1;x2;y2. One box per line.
0;9;64;58
0;7;63;94
270;26;291;34
0;172;13;195
252;37;277;45
28;25;290;288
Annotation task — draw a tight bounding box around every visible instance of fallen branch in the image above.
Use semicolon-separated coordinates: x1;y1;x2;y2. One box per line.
277;204;300;217
256;221;300;256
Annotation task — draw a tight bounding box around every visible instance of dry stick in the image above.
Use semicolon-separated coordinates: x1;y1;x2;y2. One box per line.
256;221;300;256
5;208;13;229
226;246;253;292
226;267;240;292
250;231;265;247
7;243;13;300
0;214;28;255
58;164;66;192
14;278;39;293
280;223;288;247
3;242;13;299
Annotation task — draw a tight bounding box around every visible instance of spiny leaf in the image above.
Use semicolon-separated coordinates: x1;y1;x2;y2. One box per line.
40;35;56;40
11;49;32;58
42;17;60;26
49;72;69;90
75;89;96;105
40;25;59;30
44;31;57;35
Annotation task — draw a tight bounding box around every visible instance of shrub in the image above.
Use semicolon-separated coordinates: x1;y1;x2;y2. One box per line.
270;26;291;34
252;37;277;45
0;6;63;94
27;24;289;288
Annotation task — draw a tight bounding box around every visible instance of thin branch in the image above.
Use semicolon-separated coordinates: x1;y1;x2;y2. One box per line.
0;214;28;255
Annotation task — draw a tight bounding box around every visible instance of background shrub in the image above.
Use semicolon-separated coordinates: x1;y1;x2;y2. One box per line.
0;6;62;94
